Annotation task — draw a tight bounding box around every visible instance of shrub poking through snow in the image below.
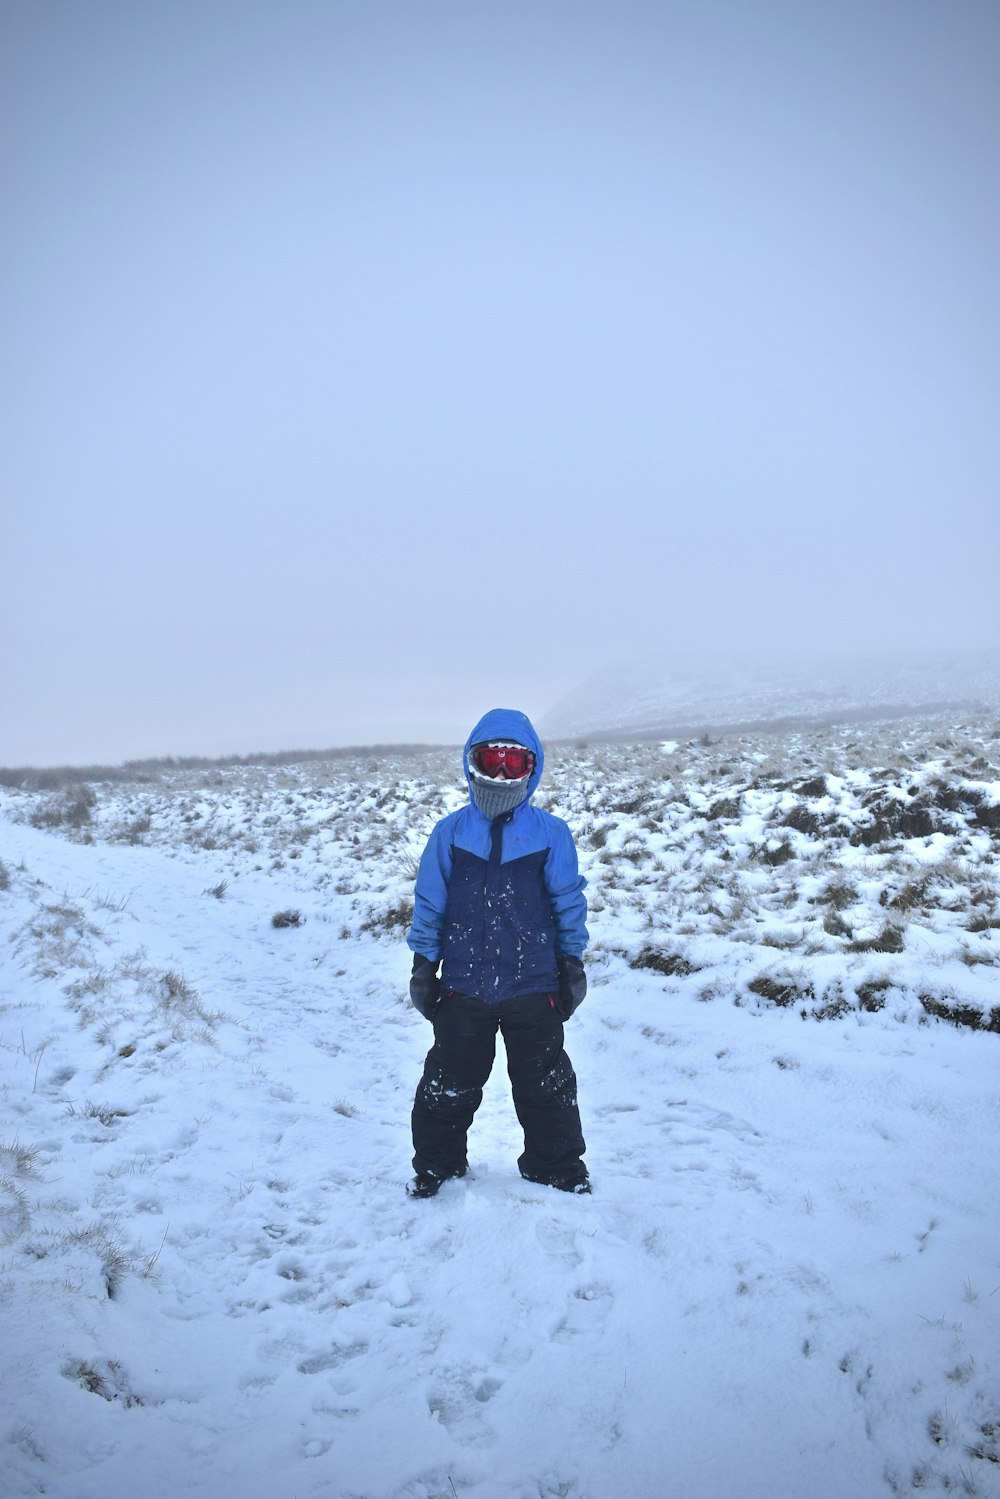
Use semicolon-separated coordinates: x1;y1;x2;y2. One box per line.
747;972;814;1008
629;947;700;977
707;796;742;821
63;1358;142;1406
918;991;1000;1034
359;897;414;937
757;839;796;867
28;784;97;832
846;924;905;955
821;879;858;910
856;978;893;1012
812;981;853;1021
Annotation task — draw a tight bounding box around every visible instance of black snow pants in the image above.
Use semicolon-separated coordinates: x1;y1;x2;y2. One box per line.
411;990;587;1186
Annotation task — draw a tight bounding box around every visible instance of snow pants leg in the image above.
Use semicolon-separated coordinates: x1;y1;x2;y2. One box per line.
411;991;587;1185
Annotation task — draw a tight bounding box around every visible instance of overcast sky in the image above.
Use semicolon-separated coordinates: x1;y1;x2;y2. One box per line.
2;0;998;765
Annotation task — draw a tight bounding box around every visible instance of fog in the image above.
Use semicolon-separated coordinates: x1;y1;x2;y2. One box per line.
3;0;998;766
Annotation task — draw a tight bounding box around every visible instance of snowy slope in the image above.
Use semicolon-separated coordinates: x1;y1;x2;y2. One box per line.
540;650;1000;742
1;714;999;1499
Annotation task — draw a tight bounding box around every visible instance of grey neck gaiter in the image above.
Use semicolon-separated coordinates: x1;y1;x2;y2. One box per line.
470;772;530;821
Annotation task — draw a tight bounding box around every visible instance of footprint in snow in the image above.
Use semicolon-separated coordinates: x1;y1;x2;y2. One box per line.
427;1364;504;1445
276;1258;319;1304
534;1217;584;1268
550;1281;615;1343
297;1340;369;1376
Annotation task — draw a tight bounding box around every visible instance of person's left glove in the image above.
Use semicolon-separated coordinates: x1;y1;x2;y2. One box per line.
556;953;587;1019
409;953;442;1020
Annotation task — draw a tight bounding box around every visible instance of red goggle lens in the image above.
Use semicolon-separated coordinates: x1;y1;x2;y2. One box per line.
471;744;535;780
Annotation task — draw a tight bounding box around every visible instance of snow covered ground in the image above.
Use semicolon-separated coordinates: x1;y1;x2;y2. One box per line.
1;714;998;1499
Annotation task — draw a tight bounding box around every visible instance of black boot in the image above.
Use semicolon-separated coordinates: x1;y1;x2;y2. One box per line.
405;1167;467;1199
522;1170;592;1194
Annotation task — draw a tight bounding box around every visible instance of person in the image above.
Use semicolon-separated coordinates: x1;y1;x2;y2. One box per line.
405;707;590;1198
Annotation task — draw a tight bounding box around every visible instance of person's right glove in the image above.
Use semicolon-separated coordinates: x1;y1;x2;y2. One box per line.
409;953;442;1020
556;953;587;1019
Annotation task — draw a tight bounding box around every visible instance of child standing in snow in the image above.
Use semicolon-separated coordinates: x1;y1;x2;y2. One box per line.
405;708;590;1198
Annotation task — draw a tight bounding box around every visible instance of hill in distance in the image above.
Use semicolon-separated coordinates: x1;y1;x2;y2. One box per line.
539;647;1000;743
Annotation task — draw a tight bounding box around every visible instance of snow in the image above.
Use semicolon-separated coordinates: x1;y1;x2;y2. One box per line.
1;718;999;1499
539;651;1000;742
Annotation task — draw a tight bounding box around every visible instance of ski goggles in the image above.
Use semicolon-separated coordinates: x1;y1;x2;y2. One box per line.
470;742;536;780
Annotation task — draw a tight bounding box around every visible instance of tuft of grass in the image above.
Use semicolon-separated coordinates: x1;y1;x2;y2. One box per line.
0;1173;31;1241
359;897;413;937
823;908;853;938
813;981;852;1020
748;972;814;1008
756;840;796;868
856;978;893;1013
781;804;823;836
846;923;905;954
880;877;930;913
629;946;700;977
821;879;859;911
158;970;197;1012
82;1102;130;1128
967;1418;999;1466
69;1359;112;1398
29;784;97;831
706;796;742;821
64;1356;143;1406
63;1220;140;1298
919;992;1000;1034
959;945;998;968
0;1139;43;1178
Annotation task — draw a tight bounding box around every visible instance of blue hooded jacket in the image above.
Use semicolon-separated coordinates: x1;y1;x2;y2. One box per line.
407;708;588;1003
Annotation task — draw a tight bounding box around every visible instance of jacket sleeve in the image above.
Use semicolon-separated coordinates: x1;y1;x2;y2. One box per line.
406;818;454;961
544;817;589;958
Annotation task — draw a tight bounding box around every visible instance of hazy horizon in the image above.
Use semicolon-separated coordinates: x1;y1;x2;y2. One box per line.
4;0;998;767
3;641;998;771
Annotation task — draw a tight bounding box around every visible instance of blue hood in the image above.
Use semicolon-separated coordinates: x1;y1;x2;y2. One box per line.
463;708;544;803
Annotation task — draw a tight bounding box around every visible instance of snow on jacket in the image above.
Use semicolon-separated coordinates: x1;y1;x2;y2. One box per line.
406;708;588;1003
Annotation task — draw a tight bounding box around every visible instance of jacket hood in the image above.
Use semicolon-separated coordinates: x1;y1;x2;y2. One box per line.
463;707;544;804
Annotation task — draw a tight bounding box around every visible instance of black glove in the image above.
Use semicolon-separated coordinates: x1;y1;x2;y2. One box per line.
556;953;587;1019
409;953;441;1020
